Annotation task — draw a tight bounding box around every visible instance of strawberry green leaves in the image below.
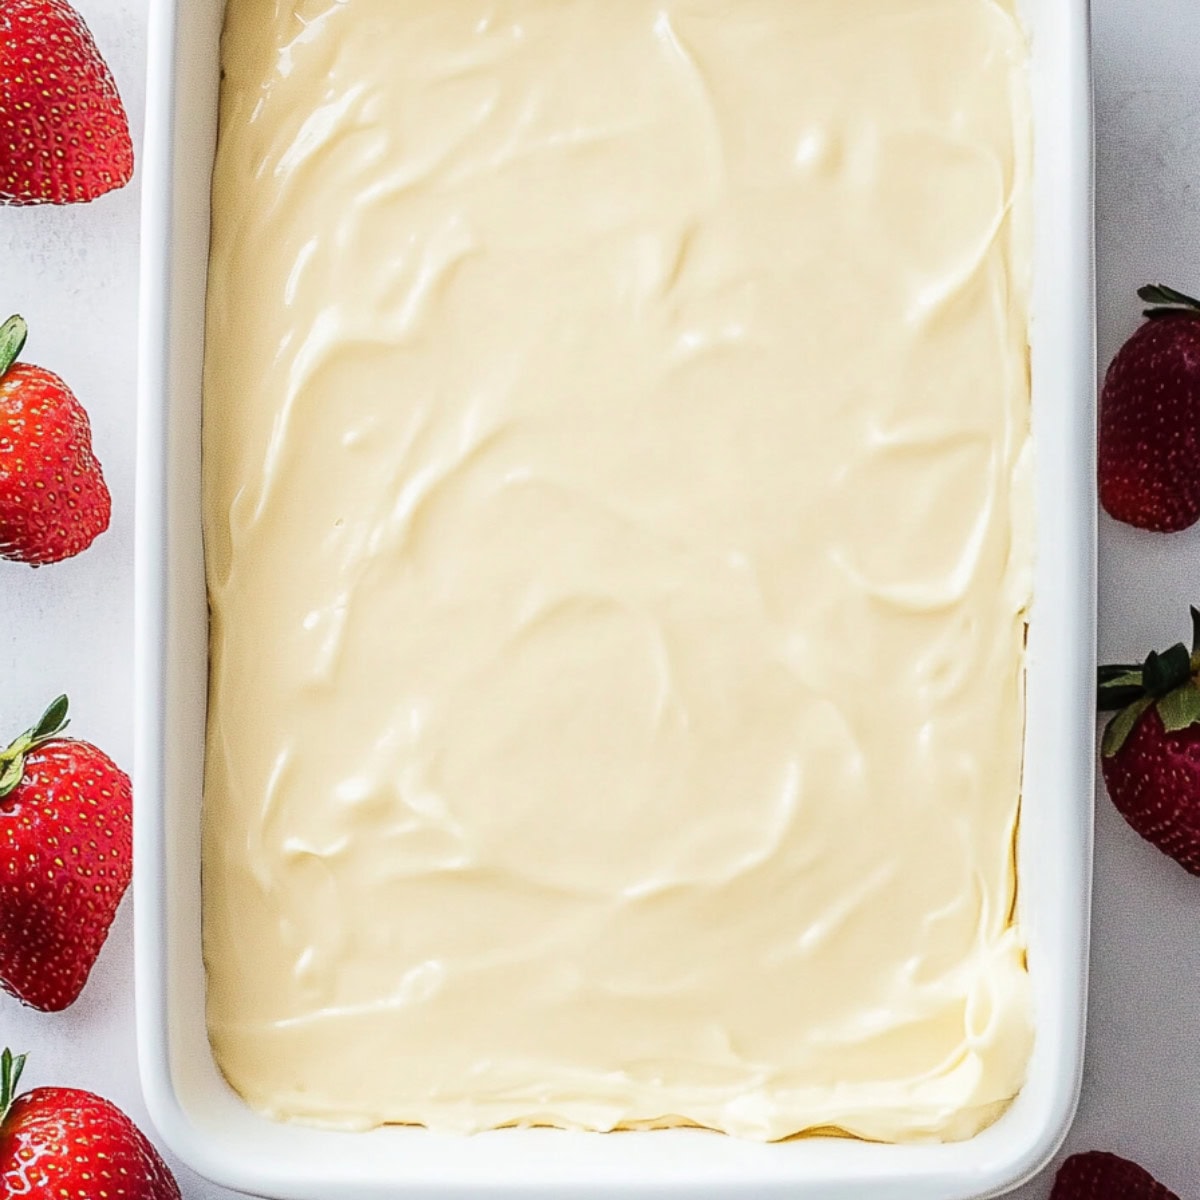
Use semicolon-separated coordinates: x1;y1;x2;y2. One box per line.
1096;664;1147;709
0;1049;26;1126
1097;609;1200;756
1142;644;1192;694
0;695;70;800
1101;697;1154;759
0;316;28;379
1156;682;1200;733
1139;283;1200;319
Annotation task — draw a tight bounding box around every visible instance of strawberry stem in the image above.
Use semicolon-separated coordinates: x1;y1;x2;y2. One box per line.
0;315;27;380
1139;283;1200;320
0;696;70;801
0;1048;27;1126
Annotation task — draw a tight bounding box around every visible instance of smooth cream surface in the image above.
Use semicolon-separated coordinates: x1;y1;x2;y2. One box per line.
203;0;1034;1143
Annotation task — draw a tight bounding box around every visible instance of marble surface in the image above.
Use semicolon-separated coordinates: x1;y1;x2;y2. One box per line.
1;1;1198;1196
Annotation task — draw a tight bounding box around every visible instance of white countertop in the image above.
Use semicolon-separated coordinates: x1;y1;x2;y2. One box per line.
2;2;1198;1196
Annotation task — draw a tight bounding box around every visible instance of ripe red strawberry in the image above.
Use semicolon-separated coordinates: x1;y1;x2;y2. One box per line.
0;314;111;566
1099;284;1200;532
1051;1151;1179;1200
0;0;134;205
0;696;131;1011
0;1049;181;1199
1097;608;1200;876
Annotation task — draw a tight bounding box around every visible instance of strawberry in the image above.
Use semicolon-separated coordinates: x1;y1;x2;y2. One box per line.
0;1049;181;1199
1097;608;1200;876
0;696;131;1011
1051;1151;1179;1200
1099;284;1200;533
0;0;133;205
0;314;111;566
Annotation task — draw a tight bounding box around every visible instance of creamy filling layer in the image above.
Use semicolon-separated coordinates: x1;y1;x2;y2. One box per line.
203;0;1034;1142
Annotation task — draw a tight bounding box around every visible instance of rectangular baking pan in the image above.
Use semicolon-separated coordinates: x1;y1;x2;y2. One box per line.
134;1;1096;1195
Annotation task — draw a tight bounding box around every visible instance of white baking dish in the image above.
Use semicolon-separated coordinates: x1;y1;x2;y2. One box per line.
133;0;1096;1195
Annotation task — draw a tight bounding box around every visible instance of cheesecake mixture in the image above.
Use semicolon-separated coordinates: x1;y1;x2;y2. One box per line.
203;0;1034;1142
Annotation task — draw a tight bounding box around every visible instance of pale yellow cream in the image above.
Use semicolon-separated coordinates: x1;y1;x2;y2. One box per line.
203;0;1034;1143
